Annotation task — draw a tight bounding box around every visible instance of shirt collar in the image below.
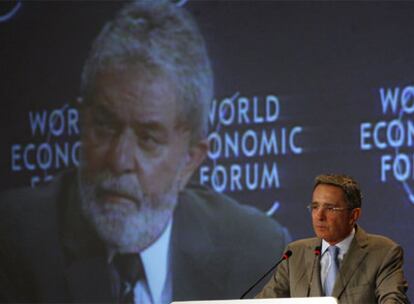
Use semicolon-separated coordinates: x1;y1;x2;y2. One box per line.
141;218;172;302
321;227;355;258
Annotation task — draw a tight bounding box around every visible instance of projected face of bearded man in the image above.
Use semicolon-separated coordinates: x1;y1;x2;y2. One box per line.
79;67;207;253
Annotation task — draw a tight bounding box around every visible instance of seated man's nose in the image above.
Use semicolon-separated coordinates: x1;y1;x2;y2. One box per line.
108;133;138;173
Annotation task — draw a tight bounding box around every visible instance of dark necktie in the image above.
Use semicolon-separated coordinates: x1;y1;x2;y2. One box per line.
324;245;339;296
113;253;145;304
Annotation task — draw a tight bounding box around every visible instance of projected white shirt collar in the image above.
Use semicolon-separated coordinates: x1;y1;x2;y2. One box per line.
139;219;172;304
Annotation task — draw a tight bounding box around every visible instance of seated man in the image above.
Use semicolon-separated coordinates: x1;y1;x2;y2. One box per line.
0;1;290;303
257;173;409;303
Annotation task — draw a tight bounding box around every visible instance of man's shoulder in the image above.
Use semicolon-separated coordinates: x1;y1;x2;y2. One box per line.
288;237;320;250
0;172;72;207
182;183;280;223
357;226;401;250
179;182;290;241
0;171;75;233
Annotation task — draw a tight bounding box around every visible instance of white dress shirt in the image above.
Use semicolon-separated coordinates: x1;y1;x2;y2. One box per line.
136;219;173;304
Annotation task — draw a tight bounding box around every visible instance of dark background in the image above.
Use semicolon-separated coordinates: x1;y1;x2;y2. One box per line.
1;1;413;301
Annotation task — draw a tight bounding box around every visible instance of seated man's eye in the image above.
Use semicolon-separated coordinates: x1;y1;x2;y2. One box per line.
141;132;156;141
141;133;156;143
138;132;161;150
83;112;118;141
93;117;117;134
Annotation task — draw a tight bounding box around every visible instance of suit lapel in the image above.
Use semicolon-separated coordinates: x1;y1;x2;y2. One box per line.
333;226;369;299
65;256;115;302
171;190;227;301
60;175;116;302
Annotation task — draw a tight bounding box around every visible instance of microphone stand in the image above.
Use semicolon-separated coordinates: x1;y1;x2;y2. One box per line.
306;246;321;297
240;250;292;299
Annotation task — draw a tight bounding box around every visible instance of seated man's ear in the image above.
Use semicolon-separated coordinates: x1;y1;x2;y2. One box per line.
178;138;208;191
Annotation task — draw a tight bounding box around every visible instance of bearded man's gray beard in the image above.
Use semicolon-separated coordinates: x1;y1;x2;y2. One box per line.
78;170;179;253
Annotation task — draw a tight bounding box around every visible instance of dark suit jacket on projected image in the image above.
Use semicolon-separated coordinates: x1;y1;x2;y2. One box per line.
256;225;409;303
0;170;290;303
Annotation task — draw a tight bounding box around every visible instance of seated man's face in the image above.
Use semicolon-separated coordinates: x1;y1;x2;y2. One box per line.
79;67;193;252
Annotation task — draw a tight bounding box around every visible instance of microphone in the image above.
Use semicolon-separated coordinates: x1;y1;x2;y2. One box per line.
240;250;292;299
306;246;321;297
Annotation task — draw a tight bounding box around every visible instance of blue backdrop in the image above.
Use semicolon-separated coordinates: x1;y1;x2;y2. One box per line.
1;1;413;301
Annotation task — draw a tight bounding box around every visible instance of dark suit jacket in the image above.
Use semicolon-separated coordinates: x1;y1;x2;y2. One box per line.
0;170;290;303
256;225;409;303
